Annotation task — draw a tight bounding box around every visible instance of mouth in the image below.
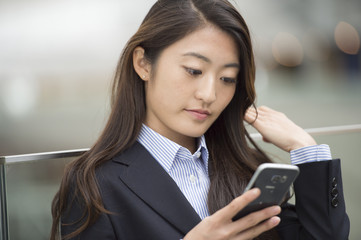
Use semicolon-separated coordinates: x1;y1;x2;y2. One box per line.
185;109;211;121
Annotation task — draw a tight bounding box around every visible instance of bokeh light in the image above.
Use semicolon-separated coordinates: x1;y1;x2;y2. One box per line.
272;32;304;67
1;77;39;117
334;21;360;55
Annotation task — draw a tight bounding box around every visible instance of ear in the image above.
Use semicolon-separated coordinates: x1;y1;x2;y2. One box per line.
133;46;151;81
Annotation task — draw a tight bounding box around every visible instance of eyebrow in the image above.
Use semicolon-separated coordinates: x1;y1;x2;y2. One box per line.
182;52;240;69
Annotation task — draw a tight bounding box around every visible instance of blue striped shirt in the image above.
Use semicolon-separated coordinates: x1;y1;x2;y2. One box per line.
137;124;332;220
137;124;210;219
290;144;332;164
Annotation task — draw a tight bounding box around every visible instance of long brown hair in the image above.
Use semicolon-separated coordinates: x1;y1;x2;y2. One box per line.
51;0;274;239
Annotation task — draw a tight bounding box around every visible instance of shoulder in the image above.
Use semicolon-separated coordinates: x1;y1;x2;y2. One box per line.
94;141;151;185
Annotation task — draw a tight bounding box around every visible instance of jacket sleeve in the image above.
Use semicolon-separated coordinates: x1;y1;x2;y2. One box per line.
277;159;350;240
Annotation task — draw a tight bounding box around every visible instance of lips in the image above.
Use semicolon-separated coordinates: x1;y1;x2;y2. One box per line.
186;109;210;121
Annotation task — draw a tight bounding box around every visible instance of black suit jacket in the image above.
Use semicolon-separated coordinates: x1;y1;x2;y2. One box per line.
62;142;349;239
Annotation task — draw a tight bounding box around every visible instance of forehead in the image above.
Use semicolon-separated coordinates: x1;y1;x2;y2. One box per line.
158;25;240;64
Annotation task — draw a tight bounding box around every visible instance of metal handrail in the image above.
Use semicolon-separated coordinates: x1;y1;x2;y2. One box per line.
249;124;361;141
1;124;361;164
0;148;89;164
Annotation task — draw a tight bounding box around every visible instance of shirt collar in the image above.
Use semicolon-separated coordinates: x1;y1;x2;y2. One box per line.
137;124;209;174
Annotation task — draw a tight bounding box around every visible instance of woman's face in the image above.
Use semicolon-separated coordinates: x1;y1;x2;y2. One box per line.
143;25;239;149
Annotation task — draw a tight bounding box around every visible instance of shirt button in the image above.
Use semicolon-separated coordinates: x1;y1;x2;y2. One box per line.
190;175;197;183
195;152;201;158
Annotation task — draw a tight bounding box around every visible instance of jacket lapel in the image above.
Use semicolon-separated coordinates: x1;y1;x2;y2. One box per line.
113;142;202;235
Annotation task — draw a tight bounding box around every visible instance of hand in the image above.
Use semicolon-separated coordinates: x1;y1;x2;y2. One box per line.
183;188;281;240
244;106;317;152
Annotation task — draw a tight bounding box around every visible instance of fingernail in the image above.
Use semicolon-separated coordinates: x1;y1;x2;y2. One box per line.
272;206;281;214
271;216;281;225
250;188;260;195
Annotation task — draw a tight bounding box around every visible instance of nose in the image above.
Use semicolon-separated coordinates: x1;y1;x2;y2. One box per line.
195;76;217;103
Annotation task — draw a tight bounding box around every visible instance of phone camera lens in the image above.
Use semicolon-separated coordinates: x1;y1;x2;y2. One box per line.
271;175;282;183
281;175;288;183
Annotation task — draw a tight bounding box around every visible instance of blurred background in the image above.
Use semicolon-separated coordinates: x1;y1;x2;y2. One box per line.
0;0;360;239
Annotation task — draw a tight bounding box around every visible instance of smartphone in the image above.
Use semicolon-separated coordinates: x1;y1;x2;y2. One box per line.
233;163;299;221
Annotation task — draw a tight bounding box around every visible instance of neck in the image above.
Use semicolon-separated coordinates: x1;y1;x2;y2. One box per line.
142;123;198;153
182;137;197;154
165;132;197;153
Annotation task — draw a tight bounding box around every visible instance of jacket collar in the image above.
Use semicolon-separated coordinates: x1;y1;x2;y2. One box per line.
112;142;202;235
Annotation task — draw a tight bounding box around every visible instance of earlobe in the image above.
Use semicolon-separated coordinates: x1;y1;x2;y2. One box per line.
133;46;151;81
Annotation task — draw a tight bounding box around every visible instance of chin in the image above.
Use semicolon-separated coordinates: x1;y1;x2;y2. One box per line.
177;119;214;138
182;127;209;138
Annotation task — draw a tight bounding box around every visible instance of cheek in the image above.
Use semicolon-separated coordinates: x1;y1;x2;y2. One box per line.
162;72;192;100
149;75;189;107
219;87;236;109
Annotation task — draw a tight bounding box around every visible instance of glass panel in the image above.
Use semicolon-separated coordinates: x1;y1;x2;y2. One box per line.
255;131;361;240
0;165;8;240
2;132;359;239
5;157;74;240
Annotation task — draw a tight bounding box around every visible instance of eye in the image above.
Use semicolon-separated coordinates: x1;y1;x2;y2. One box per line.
220;77;237;84
185;67;202;76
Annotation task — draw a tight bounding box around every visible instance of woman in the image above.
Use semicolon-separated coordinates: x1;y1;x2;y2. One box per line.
51;0;349;239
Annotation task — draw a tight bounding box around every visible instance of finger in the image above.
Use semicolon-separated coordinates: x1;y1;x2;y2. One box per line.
258;106;284;120
236;216;281;239
244;108;257;124
246;106;257;113
257;106;279;118
232;205;281;233
213;188;261;221
257;105;274;113
244;113;256;124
